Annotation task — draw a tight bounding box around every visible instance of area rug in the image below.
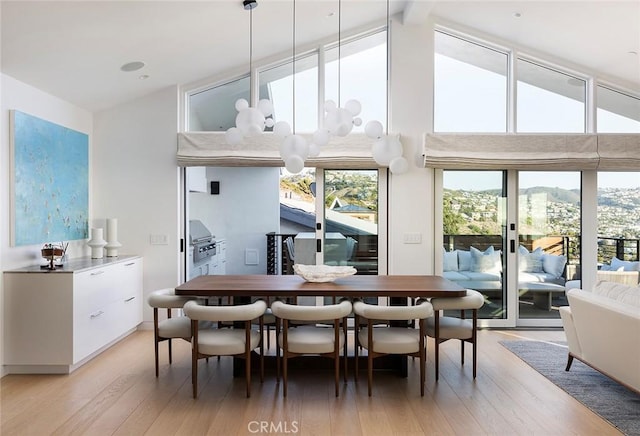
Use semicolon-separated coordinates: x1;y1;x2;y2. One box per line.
501;340;640;436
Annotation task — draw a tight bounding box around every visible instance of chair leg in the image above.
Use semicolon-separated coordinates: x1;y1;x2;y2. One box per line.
283;320;288;397
153;309;160;377
343;317;348;384
367;321;373;396
266;324;271;350
472;338;477;379
167;309;173;365
275;319;281;382
434;312;440;382
245;353;252;398
420;318;426;396
565;354;574;371
354;326;359;381
420;347;426;397
259;317;265;383
335;347;340;397
192;321;198;399
472;308;477;379
460;338;465;366
367;351;373;396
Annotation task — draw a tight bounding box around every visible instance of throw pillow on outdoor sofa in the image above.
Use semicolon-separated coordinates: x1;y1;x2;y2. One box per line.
470;246;502;274
443;248;459;271
542;252;567;279
518;246;544;273
610;257;640;272
519;245;567;279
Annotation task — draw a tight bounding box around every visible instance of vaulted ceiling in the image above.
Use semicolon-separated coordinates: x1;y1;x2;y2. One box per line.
2;1;638;113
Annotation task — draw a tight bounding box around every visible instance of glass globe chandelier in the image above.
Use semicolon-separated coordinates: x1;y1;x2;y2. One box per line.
273;0;311;174
225;0;275;145
364;0;408;175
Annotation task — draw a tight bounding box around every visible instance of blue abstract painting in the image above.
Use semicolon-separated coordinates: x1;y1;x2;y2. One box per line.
11;110;89;246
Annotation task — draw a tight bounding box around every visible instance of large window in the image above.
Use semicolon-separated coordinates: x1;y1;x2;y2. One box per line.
597;172;640;284
434;31;508;132
517;60;586;132
188;75;250;132
325;31;387;133
259;53;319;133
186;30;387;134
597;86;640;133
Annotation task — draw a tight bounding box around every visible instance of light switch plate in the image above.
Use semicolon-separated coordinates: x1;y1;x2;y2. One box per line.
403;232;422;244
150;234;169;245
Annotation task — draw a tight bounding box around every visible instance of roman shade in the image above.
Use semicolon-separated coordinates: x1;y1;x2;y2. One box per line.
596;134;640;171
423;133;640;170
177;132;379;168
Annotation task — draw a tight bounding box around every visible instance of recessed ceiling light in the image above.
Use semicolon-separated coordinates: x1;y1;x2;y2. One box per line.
513;12;522;18
138;75;149;80
120;61;145;72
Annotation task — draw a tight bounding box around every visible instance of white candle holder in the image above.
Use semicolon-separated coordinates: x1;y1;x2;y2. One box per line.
87;228;106;259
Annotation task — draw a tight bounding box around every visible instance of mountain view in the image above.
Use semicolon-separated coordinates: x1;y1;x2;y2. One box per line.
445;186;640;262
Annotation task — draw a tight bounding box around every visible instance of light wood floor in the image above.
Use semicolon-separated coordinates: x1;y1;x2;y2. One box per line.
1;328;621;436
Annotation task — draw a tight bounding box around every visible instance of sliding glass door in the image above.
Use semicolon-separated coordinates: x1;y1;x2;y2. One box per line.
441;170;582;327
442;171;507;321
517;172;579;324
280;167;383;272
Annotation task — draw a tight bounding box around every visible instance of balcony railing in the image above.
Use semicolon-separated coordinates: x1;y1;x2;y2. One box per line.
266;232;378;276
598;236;640;263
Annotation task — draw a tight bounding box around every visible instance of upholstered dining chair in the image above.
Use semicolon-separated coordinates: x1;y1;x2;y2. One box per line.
253;295;297;351
426;289;485;381
352;299;434;396
147;288;203;377
183;299;267;398
270;299;352;397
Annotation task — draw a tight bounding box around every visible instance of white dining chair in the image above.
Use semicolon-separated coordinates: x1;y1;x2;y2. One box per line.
353;299;434;396
270;298;352;397
183;299;267;398
147;288;202;377
426;289;485;381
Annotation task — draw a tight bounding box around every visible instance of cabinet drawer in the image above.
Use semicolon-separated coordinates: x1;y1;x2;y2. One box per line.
73;301;118;362
114;258;143;301
118;294;143;336
74;267;118;315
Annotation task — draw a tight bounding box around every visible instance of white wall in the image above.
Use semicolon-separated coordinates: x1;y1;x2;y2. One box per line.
93;86;181;325
189;167;280;275
0;73;93;377
386;18;435;275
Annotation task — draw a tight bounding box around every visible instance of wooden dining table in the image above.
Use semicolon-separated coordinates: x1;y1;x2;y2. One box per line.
174;274;466;299
175;274;466;377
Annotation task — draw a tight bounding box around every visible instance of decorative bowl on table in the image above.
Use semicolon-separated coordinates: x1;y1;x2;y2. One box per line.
293;264;357;283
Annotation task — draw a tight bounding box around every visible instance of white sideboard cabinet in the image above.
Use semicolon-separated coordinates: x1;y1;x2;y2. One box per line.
3;255;143;374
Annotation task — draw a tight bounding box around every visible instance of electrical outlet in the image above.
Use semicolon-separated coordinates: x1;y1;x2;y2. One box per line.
403;232;422;244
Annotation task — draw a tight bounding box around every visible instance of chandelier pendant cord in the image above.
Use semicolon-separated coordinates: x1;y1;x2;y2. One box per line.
338;0;342;107
292;0;296;134
250;8;254;102
385;0;389;135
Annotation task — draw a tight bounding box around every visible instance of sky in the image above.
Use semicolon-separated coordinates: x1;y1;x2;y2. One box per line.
444;171;639;191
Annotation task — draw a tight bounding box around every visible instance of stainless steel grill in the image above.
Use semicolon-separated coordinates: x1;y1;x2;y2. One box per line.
189;220;216;263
